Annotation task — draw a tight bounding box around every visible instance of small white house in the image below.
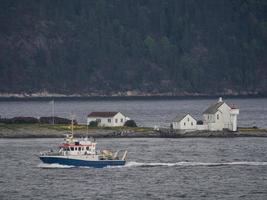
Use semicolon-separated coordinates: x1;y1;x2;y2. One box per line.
171;113;197;131
202;97;239;131
87;112;128;127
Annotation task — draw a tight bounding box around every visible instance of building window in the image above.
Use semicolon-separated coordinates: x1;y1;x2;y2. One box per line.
115;119;118;123
208;115;209;120
217;114;219;120
184;122;186;126
188;118;189;122
121;118;123;122
191;122;193;126
108;119;111;123
96;119;101;123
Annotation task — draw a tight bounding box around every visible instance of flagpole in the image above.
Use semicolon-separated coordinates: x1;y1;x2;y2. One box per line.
52;99;55;125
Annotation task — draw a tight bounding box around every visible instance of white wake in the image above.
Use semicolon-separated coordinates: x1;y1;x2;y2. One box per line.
37;161;267;169
37;163;75;168
124;161;267;168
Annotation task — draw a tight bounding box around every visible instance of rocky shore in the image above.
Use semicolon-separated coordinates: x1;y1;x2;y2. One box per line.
0;125;266;138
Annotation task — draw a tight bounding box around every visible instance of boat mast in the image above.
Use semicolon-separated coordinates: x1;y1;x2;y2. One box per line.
71;117;74;137
69;114;75;139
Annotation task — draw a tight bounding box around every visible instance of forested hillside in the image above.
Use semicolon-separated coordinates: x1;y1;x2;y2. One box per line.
0;0;266;96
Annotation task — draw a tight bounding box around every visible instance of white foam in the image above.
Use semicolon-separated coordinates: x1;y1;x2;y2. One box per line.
37;161;267;169
37;163;75;168
124;161;267;168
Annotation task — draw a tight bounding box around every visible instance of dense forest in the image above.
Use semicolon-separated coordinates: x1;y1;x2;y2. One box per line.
0;0;266;96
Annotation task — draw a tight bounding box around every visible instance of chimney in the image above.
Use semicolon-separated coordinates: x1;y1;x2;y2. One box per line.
218;97;223;102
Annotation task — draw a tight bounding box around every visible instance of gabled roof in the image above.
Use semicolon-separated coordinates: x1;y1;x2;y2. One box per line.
203;102;224;114
174;113;195;122
87;112;119;118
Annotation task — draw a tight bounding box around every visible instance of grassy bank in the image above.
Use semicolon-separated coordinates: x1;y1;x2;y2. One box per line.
238;127;267;132
0;123;154;138
0;123;266;138
0;123;153;132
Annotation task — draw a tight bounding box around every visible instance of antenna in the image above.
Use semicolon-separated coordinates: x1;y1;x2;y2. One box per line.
70;114;76;137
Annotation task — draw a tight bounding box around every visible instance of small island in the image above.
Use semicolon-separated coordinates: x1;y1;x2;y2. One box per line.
1;99;266;138
0;122;266;139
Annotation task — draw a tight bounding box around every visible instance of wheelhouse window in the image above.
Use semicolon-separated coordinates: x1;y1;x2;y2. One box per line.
78;147;81;151
70;147;74;151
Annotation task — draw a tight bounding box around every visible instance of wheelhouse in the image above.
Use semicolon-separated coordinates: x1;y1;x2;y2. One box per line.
58;140;97;156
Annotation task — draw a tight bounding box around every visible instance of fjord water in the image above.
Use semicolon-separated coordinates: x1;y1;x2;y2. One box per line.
0;98;266;127
0;138;267;199
0;98;267;199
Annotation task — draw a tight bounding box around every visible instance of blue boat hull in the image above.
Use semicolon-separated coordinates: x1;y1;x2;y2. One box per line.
39;156;126;168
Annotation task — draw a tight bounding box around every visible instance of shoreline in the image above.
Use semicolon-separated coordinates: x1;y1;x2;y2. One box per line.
0;124;266;138
0;94;266;102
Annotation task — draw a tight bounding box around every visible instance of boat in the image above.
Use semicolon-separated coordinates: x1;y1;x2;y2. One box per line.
39;120;127;168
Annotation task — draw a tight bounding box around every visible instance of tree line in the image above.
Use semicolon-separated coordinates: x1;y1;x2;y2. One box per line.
0;0;266;95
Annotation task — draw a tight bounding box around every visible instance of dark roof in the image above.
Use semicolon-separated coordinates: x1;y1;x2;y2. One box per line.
174;113;188;122
87;112;119;118
174;113;196;122
203;102;224;114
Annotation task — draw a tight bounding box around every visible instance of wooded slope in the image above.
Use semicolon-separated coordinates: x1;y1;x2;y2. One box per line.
0;0;266;95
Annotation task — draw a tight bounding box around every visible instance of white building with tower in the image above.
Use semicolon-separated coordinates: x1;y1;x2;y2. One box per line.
171;97;239;132
202;97;239;131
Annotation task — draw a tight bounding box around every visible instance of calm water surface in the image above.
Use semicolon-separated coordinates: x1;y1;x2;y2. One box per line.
0;138;267;200
0;98;266;127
